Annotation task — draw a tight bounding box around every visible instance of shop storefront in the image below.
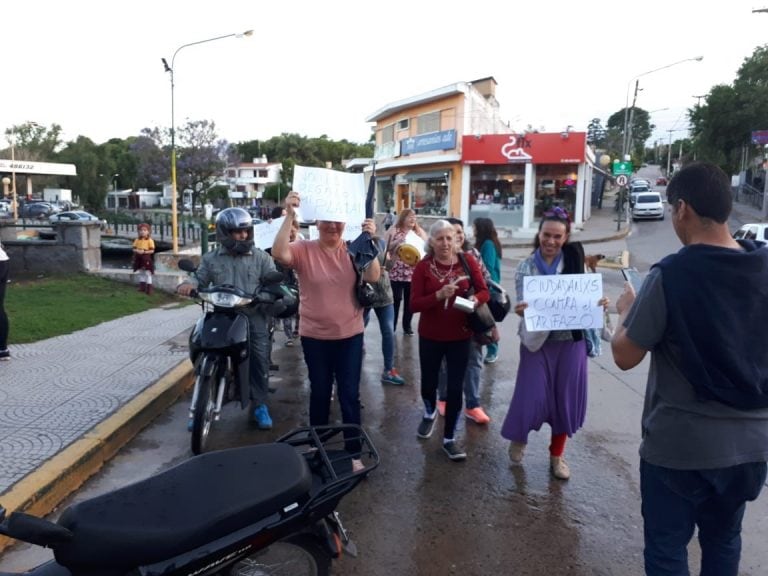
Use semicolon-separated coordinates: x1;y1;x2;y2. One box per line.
461;132;594;234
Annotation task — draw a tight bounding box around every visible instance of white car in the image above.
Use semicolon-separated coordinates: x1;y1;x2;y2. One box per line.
632;192;665;221
48;210;103;223
733;223;768;242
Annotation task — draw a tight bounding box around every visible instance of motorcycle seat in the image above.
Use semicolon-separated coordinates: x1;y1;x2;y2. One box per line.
53;443;312;571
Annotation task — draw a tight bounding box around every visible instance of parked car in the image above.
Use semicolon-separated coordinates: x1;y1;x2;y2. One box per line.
733;223;768;242
49;210;103;223
629;184;652;205
656;177;668;186
632;192;665;221
20;202;56;219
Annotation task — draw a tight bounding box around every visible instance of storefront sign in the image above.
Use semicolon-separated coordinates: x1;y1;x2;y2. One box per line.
462;133;586;165
0;159;77;176
401;130;457;155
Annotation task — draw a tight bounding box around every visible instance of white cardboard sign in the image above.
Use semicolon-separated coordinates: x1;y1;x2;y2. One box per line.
522;273;604;332
253;217;284;251
292;165;365;224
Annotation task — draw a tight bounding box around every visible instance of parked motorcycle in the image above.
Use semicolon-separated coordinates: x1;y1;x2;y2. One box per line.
178;258;297;454
0;424;379;576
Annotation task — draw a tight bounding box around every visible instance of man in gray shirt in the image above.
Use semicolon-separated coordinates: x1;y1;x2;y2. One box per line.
611;162;768;576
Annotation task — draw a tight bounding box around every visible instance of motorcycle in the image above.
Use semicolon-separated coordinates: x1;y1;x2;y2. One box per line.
178;258;297;455
0;424;379;576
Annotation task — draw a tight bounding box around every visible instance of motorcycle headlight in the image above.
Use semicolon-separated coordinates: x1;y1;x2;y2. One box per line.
199;291;253;308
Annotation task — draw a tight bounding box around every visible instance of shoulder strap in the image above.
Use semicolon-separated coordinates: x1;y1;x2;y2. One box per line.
457;252;475;291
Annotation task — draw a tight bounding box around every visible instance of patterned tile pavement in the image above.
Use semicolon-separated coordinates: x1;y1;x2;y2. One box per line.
0;304;199;494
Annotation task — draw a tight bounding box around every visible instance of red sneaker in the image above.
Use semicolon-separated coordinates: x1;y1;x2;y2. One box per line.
464;406;490;425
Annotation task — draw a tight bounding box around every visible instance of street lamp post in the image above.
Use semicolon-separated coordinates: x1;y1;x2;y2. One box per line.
621;56;703;160
113;173;120;213
162;29;253;254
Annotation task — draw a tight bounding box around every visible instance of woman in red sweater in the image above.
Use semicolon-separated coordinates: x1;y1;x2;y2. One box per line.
410;219;489;461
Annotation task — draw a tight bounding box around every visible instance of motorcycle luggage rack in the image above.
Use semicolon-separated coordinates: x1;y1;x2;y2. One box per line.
277;425;379;508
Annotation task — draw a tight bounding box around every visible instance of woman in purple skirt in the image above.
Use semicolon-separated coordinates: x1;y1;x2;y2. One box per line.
500;208;609;480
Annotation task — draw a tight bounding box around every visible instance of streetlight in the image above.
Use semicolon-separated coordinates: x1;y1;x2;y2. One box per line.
113;173;120;212
621;56;703;159
162;29;253;254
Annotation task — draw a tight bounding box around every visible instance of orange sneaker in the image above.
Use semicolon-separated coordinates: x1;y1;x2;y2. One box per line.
437;400;446;417
464;406;490;425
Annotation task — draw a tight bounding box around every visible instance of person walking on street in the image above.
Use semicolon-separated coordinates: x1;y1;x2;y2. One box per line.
435;218;492;425
411;220;489;461
132;223;155;295
383;210;395;231
500;207;609;480
473;217;502;364
611;162;768;576
271;190;380;469
0;239;10;361
177;208;277;430
385;209;428;336
364;236;405;386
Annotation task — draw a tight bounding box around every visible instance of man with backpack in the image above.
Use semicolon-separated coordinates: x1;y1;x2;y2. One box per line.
611;162;768;576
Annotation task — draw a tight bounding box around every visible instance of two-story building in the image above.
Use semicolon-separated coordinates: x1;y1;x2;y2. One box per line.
366;77;511;223
365;77;600;238
222;155;283;205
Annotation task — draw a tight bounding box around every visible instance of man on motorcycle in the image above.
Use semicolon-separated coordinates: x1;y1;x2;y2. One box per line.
177;207;279;430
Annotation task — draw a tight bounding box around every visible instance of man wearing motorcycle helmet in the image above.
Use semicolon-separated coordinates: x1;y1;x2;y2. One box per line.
177;207;279;430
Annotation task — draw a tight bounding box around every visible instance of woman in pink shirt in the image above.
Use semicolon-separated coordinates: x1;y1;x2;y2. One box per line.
272;191;380;463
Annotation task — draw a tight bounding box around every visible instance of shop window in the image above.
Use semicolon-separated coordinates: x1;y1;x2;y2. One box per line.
535;165;577;218
468;165;526;229
376;178;394;213
417;111;440;135
410;175;448;216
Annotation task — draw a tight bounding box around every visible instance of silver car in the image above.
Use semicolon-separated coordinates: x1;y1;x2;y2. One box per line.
631;192;665;221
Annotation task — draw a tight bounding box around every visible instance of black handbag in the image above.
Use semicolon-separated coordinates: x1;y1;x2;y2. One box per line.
457;253;496;334
351;255;377;308
487;280;511;322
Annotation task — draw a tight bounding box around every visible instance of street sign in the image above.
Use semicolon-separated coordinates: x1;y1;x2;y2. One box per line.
616;174;628;186
612;160;633;176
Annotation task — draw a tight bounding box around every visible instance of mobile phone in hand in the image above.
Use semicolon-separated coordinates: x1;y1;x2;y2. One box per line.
621;267;644;293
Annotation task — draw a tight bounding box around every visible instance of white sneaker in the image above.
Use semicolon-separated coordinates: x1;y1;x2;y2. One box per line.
550;456;571;480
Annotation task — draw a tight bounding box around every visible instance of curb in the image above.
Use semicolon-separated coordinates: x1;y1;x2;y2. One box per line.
0;361;194;554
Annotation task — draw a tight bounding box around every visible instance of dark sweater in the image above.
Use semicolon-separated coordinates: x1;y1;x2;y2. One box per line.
654;240;768;409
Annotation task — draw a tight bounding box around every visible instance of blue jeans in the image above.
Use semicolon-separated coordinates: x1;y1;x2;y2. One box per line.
246;312;271;405
301;334;364;455
640;458;767;576
363;305;395;372
438;339;483;408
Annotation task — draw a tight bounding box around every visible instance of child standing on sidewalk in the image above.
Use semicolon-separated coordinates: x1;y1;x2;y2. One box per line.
132;223;155;295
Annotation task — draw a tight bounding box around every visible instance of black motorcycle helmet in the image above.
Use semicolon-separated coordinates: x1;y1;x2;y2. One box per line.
216;207;254;254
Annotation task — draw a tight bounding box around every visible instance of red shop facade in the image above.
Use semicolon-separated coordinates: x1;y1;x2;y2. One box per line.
459;132;596;236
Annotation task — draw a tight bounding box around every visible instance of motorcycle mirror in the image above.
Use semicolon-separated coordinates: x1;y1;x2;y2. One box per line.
263;270;285;285
178;259;197;273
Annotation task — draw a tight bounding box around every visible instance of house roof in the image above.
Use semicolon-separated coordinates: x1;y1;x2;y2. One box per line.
365;77;497;123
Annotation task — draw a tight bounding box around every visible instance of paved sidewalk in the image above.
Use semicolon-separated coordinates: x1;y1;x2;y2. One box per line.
0;196;762;553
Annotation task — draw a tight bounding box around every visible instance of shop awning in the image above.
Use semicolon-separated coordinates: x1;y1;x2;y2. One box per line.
405;171;449;181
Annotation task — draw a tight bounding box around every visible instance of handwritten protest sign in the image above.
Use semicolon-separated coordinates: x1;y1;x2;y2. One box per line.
292;165;365;224
522;273;604;332
253;217;284;251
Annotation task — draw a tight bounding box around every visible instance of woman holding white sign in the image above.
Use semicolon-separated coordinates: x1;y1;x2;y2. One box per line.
500;207;609;480
271;191;380;470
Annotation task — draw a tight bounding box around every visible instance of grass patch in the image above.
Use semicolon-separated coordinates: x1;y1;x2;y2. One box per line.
6;273;189;344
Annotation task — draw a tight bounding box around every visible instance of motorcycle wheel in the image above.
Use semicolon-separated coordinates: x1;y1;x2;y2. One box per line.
227;535;331;576
191;357;217;455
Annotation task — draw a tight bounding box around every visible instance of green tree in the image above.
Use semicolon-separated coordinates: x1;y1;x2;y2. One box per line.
56;136;111;211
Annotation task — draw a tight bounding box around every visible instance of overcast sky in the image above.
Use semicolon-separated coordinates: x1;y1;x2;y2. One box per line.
2;1;766;155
